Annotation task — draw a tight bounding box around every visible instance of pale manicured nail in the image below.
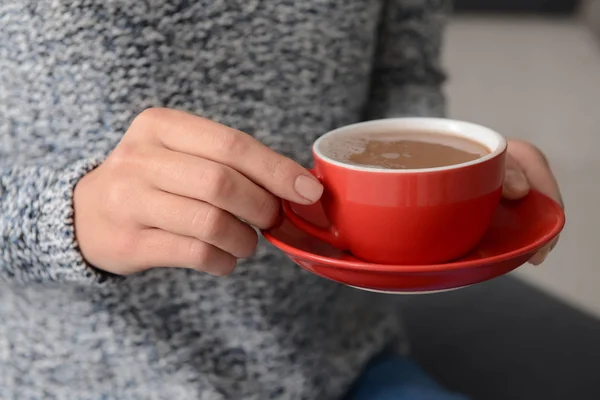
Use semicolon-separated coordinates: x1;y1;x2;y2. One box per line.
294;175;323;203
541;246;552;260
531;247;551;266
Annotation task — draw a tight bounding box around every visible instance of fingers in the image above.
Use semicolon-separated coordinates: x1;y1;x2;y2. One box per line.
136;229;238;276
502;154;530;200
529;238;559;266
135;108;323;204
146;147;280;229
135;190;258;258
85;108;320;277
507;140;563;207
506;140;564;266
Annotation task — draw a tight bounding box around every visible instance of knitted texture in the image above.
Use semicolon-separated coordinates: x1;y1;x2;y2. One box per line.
0;1;447;399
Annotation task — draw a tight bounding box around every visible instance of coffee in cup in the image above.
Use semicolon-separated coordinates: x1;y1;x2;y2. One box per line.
281;118;507;265
319;131;491;170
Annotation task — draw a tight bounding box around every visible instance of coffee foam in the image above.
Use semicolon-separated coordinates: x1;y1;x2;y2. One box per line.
318;134;371;164
317;131;490;169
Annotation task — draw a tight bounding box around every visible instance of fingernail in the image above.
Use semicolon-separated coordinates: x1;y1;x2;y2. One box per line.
530;247;551;266
541;246;552;261
294;175;323;203
505;168;529;194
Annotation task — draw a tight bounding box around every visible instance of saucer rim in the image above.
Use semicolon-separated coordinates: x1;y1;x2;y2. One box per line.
348;284;472;295
263;190;565;273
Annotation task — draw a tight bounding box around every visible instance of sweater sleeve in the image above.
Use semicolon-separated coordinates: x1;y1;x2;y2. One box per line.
0;140;120;285
366;0;450;119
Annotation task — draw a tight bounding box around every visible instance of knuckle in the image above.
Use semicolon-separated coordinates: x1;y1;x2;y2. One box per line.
129;108;171;141
255;194;280;229
190;207;207;232
523;142;540;153
107;141;155;174
202;165;235;201
199;206;227;240
132;107;167;128
103;178;134;216
107;141;138;169
188;240;212;268
510;140;545;159
213;129;250;157
510;139;535;150
509;140;550;166
264;156;295;182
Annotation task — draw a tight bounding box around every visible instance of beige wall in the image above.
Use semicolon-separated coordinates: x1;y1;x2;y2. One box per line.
445;16;600;318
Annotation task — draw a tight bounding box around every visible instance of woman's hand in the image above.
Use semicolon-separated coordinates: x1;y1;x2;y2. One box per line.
502;139;564;265
73;108;323;276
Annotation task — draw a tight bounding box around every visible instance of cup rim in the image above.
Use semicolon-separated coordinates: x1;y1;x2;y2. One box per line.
313;118;507;173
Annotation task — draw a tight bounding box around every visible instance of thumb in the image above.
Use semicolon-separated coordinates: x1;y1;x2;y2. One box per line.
502;157;530;200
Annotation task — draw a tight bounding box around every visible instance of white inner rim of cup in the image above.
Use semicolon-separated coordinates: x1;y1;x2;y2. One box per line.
313;118;507;173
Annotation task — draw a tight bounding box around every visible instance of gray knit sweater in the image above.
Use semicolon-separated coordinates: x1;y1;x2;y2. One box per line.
0;1;447;399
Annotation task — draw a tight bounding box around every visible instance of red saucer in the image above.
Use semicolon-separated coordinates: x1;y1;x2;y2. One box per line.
263;191;565;294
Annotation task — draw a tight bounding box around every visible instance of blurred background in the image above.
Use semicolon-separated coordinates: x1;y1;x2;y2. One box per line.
448;0;599;315
399;1;600;399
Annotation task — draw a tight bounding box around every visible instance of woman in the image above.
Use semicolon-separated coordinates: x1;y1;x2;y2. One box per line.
0;1;561;399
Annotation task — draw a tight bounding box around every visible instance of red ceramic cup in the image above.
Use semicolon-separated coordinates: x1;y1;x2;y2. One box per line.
282;118;507;265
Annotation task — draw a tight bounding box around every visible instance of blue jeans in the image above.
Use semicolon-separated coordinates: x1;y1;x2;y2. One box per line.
344;354;470;400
